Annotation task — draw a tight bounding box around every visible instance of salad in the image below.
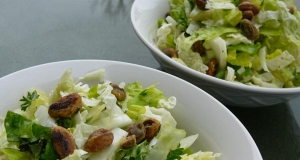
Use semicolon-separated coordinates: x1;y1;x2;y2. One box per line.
0;69;221;160
155;0;300;88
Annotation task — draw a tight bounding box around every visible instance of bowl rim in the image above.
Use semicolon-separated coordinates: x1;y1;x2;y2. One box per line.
130;0;300;94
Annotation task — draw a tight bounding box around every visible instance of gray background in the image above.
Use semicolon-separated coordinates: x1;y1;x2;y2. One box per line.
0;0;160;77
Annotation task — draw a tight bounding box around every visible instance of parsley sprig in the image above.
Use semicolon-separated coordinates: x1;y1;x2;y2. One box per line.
167;147;184;160
20;90;39;111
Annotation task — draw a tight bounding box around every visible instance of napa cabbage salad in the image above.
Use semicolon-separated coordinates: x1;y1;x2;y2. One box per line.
0;69;221;160
155;0;300;88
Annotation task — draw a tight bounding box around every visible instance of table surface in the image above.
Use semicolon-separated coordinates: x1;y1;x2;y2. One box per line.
1;0;300;159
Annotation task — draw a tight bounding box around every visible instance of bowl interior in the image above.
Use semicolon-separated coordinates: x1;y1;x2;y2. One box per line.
0;60;261;159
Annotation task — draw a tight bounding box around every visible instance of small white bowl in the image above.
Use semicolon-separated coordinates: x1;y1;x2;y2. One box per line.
131;0;300;107
0;60;261;159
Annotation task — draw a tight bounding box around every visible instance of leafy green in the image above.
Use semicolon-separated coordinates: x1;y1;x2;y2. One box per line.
243;67;252;76
232;0;241;6
272;67;295;84
266;50;295;71
183;147;193;155
259;28;281;36
280;3;300;46
39;140;60;160
56;118;73;129
252;0;262;7
85;104;105;123
293;71;300;87
5;111;50;142
144;123;186;160
125;105;146;120
170;0;184;9
49;69;75;103
266;49;282;59
166;146;197;160
3;148;32;160
170;5;189;30
125;81;144;97
125;82;171;120
87;84;100;98
158;18;166;28
227;43;261;54
20;90;40;111
251;54;261;71
4;111;59;160
215;70;226;79
5;111;51;141
125;82;167;108
261;0;279;11
211;9;225;24
187;0;195;10
224;9;242;27
227;50;252;67
167;147;184;160
166;34;176;48
182;26;238;51
139;84;166;107
117;141;148;160
19;139;47;160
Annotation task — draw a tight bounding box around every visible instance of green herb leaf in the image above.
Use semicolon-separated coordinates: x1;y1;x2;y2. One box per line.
56;118;73;129
167;147;184;160
39;139;60;160
20;90;40;111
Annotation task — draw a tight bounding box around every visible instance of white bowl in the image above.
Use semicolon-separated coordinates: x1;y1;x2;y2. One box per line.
131;0;300;107
0;60;261;159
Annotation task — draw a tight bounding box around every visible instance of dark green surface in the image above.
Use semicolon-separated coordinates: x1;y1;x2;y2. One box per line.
0;0;299;159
